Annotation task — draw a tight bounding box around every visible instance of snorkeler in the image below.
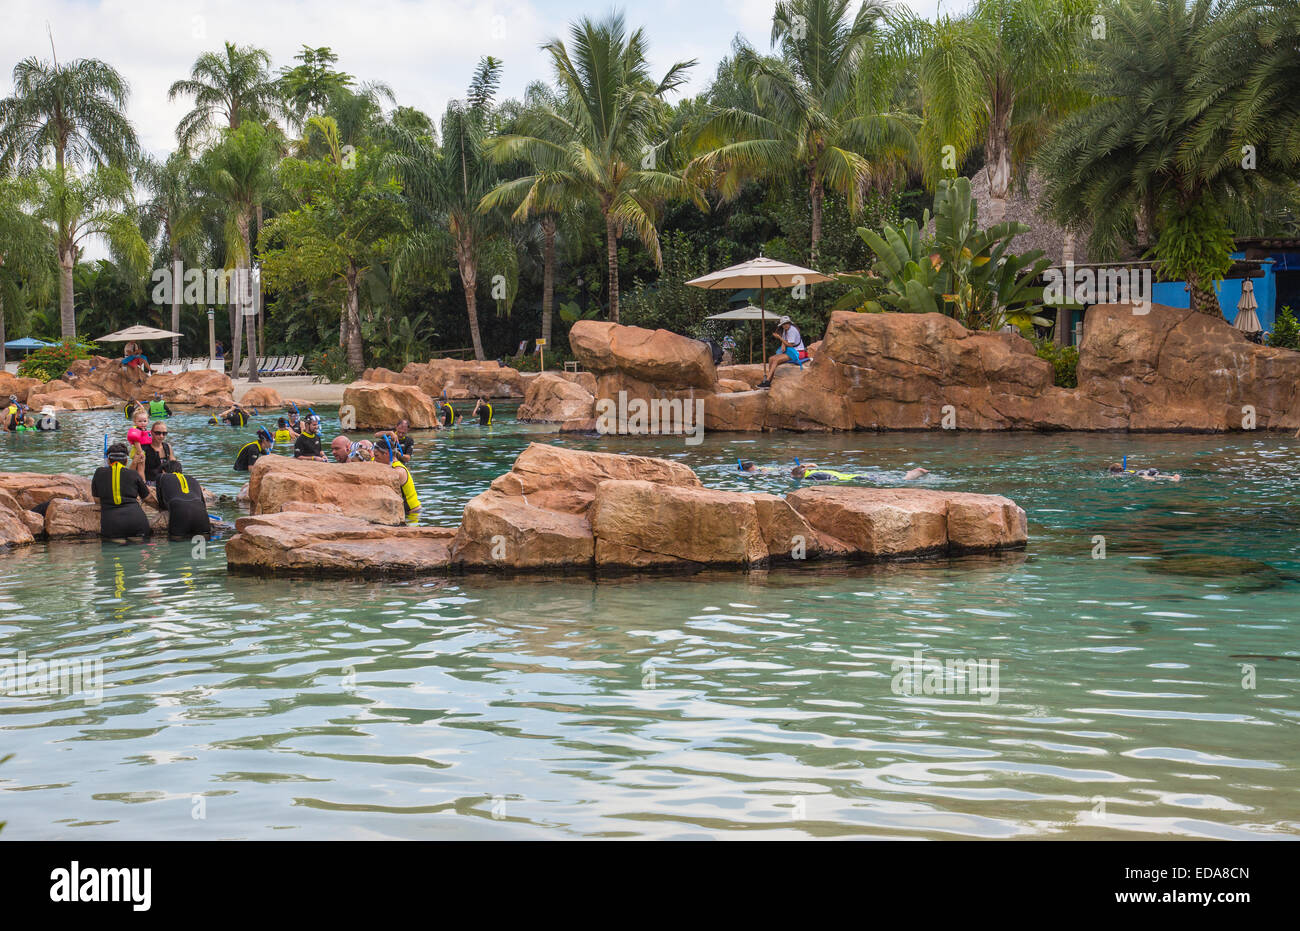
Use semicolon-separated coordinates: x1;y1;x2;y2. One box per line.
472;398;492;426
737;459;782;475
293;415;326;460
273;418;296;445
438;401;456;427
213;403;251;427
374;432;420;513
90;442;152;542
392;420;413;462
792;462;930;482
147;392;172;418
154;459;212;540
1107;462;1181;482
234;428;275;471
4;395;23;431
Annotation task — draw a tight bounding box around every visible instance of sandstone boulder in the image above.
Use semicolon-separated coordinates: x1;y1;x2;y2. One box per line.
0;489;36;548
487;442;701;512
570;321;719;391
717;378;752;393
146;369;236;406
360;366;416;385
25;385;114;410
0;373;44;404
0;472;92;508
517;372;596;423
451;489;595;570
247;456;407;525
76;357;150;400
238;385;283;408
341;381;442;430
42;497;170;539
717;364;765;388
413;359;525;399
227;512;456;578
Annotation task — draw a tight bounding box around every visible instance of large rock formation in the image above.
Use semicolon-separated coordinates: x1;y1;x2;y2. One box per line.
146;369;235;408
26;382;115;411
238;385;283;408
517;372;596;423
570;321;719;399
247;456;408;525
0;471;92;508
0;373;44;404
407;359;525;399
0;489;37;548
342;381;442;429
226;513;456;578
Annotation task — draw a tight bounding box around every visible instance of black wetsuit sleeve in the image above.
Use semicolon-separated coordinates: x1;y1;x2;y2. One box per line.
156;474;172;510
90;468;108;500
234;443;259;472
401;436;414;458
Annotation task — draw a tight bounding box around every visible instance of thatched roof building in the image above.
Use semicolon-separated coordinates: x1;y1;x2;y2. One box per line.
966;170;1092;266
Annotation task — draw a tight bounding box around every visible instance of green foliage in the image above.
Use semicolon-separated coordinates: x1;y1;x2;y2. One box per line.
834;177;1050;331
622;230;733;335
16;338;100;381
1266;305;1300;350
1033;338;1079;387
510;348;572;372
307;345;356;384
1146;199;1236;297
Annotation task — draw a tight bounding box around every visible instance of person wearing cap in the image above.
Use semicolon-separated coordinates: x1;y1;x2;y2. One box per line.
756;316;808;388
234;428;275;471
293;415;326;460
374;432;420;514
90;442;152;541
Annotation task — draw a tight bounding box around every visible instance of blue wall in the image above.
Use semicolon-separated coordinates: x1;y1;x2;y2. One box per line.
1152;254;1278;333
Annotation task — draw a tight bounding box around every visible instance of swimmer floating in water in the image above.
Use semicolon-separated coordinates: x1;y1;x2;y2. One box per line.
1107;462;1181;482
737;459;782;475
792;462;930;483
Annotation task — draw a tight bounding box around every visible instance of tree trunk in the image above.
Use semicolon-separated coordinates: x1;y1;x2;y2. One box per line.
605;214;620;324
59;246;76;339
0;293;7;369
344;258;365;370
1186;269;1221;316
245;281;260;383
541;215;556;346
810;175;824;264
455;230;485;360
170;248;181;362
983;92;1014;226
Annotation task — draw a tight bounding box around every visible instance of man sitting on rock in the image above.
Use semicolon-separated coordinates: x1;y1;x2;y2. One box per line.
374;432;420;514
756;316;808;388
234;428;275;471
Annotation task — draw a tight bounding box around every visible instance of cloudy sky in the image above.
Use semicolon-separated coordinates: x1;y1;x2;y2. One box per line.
3;0;952;160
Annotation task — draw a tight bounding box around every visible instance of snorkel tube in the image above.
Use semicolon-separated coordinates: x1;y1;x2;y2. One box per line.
103;433;109;466
1122;455;1127;471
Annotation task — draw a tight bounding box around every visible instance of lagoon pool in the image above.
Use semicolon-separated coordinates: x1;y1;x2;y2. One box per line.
1;408;1298;839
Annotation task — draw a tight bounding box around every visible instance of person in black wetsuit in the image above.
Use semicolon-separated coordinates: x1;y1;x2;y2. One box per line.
293;416;326;460
393;419;414;462
472;398;492;426
438;402;455;427
213;403;250;427
90;443;152;541
155;459;212;540
142;421;175;483
234;428;274;471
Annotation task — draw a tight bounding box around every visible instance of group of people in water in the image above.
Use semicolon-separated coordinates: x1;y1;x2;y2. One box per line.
3;395;60;432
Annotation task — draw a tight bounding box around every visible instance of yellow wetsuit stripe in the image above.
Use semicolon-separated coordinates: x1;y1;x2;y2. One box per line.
393;461;420;510
176;473;189;495
111;462;123;505
485;402;492;425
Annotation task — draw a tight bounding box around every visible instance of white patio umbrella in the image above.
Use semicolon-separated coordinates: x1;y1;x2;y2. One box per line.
95;324;184;342
688;256;833;363
1233;280;1262;334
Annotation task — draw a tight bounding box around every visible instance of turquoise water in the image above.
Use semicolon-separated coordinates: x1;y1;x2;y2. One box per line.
1;408;1298;839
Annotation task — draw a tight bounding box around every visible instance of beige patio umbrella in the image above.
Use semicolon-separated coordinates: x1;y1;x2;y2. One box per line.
687;256;833;363
96;324;184;342
1233;280;1262;334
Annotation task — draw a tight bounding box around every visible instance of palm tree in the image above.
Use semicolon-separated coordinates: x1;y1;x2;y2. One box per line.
482;12;701;323
24;165;149;338
0;54;138;336
0;176;54;364
1038;0;1270;314
200;122;277;380
169;43;285;150
138;151;207;361
278;46;355;128
915;0;1094;223
386;58;516;360
690;0;917;263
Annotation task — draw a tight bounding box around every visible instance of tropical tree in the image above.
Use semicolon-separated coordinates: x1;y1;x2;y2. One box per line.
0;176;54;362
278;46;355;127
200;121;278;379
691;0;918;262
138;151;207;360
914;0;1094;221
262;125;406;371
0;54;138;335
482;12;702;323
386;58;517;360
23;166;149;340
1038;0;1273;314
169;43;286;150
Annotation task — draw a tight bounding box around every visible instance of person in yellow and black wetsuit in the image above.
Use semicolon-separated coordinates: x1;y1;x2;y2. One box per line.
155;459;212;540
273;417;296;445
4;395;23;431
375;432;420;515
90;443;152;541
472;397;492;426
438;401;456;427
293;415;326;460
234;428;274;471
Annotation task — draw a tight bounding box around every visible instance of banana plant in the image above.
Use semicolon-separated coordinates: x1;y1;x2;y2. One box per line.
834;177;1050;333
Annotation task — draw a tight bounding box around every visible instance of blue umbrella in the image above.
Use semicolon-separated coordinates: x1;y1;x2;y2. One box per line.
4;337;55;350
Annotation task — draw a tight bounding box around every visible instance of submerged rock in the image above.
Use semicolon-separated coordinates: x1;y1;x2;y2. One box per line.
1144;553;1292;591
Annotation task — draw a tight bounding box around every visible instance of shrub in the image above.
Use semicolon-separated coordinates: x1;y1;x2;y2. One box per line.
1033;338;1079;388
16;339;100;382
307;346;356;384
509;349;572;373
1266;306;1299;350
